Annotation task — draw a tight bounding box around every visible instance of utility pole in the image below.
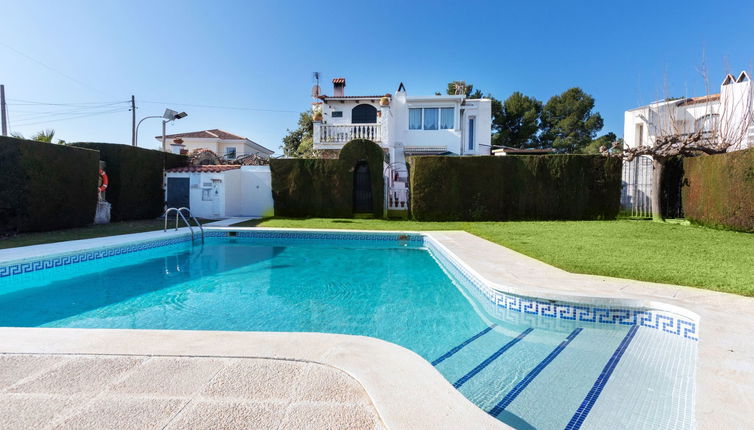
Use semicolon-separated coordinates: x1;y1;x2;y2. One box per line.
130;95;136;146
1;85;7;136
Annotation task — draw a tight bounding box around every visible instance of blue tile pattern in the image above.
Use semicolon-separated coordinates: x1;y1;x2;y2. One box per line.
431;324;497;366
0;235;194;278
424;239;698;341
453;328;533;389
228;230;425;243
0;230;423;278
564;324;640;430
488;328;583;416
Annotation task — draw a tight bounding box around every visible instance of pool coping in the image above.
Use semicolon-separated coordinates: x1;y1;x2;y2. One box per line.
0;328;507;430
0;226;752;429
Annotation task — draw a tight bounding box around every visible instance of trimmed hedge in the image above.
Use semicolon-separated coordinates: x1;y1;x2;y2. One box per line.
0;136;99;233
72;143;188;221
270;139;384;218
682;148;754;232
409;155;622;221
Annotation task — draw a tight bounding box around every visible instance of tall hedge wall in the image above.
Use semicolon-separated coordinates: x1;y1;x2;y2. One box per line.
409;155;622;221
682;148;754;232
0;136;99;233
270;139;384;218
72;143;188;221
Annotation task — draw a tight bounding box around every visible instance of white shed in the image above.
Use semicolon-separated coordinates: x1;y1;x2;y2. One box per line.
164;165;273;219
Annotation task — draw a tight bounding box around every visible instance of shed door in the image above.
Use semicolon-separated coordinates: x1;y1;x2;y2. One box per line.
166;178;190;209
353;162;372;213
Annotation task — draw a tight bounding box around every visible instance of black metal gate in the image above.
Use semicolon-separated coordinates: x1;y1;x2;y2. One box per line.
166;177;190;209
353;162;372;213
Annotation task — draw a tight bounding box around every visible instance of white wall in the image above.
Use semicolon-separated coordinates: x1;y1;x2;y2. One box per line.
321;99;382;125
166;167;274;219
223;169;242;216
239;166;274;217
316;90;493;156
165;171;227;219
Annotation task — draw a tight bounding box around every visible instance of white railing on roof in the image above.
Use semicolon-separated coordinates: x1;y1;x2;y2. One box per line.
317;124;381;143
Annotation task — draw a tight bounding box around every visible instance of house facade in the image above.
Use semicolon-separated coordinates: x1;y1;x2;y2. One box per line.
311;78;491;213
313;78;492;158
621;71;753;216
157;129;274;160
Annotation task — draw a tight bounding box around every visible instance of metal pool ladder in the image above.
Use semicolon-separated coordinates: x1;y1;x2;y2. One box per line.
164;207;204;243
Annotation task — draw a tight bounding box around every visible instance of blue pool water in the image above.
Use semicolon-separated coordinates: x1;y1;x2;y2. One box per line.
0;234;697;429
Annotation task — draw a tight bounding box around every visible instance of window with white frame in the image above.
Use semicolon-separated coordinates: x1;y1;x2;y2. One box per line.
409;108;422;129
224;146;237;159
409;107;454;130
440;107;454;129
423;108;439;130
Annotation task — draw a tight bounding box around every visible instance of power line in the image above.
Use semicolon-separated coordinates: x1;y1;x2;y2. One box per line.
12;108;126;127
10;105;129;121
0;42;113;97
7;98;129;107
139;100;298;113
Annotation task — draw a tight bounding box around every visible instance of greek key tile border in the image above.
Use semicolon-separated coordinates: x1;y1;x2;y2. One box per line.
225;230;425;244
0;235;194;278
0;230;424;278
425;239;699;341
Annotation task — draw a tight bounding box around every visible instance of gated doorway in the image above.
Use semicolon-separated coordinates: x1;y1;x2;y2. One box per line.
166;177;190;209
353;161;373;213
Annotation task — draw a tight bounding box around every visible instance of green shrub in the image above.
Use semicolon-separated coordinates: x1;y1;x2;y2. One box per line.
72;143;188;221
409;155;621;221
682;148;754;232
270;139;384;218
0;136;99;233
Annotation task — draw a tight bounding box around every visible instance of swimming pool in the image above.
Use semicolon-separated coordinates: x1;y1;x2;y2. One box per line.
0;230;697;429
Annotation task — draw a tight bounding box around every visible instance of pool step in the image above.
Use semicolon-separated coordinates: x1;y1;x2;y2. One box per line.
432;325;638;430
431;324;694;430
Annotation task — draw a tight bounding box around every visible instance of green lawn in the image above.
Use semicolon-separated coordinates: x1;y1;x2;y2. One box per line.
0;219;195;250
234;218;754;297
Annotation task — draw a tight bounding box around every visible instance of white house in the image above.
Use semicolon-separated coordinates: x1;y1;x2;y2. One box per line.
313;78;492;157
312;78;491;212
157;129;274;160
164;165;274;219
621;71;753;216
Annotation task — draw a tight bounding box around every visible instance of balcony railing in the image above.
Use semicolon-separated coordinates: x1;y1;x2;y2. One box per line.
317;123;382;144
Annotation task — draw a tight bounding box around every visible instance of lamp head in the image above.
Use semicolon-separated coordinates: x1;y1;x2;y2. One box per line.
163;109;188;121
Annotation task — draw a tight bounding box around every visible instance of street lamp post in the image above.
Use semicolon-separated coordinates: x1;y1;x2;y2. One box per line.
134;108;188;149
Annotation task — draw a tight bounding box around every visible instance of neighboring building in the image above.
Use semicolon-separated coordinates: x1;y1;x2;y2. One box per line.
164;165;273;219
311;77;492;213
156;129;274;160
621;71;753;216
313;78;492;158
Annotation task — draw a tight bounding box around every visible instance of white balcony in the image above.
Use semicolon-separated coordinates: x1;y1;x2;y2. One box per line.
314;123;382;146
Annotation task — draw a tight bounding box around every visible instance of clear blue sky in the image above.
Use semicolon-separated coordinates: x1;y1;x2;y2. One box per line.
2;0;752;153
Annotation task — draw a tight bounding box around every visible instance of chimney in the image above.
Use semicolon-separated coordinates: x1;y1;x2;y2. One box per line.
333;78;346;97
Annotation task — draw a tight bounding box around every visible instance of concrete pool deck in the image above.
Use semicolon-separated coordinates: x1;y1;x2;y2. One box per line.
0;352;385;430
0;226;752;429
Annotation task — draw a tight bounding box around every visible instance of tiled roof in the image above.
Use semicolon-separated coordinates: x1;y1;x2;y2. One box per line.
166;165;241;173
332;78;346;84
158;129;247;140
676;94;720;106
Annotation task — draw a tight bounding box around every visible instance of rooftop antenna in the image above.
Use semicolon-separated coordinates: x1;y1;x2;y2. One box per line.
311;72;321;99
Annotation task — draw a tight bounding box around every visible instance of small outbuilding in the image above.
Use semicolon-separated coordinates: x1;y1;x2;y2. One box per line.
164;165;273;219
